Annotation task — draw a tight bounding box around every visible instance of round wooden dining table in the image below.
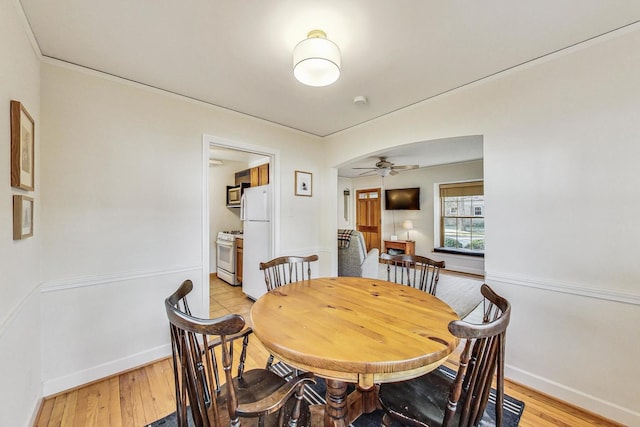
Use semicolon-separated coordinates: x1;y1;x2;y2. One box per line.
250;276;460;427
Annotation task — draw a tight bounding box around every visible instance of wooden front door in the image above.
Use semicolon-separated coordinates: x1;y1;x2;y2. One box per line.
355;188;382;253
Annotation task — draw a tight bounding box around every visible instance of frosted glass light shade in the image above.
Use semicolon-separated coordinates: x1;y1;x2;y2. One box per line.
293;30;341;87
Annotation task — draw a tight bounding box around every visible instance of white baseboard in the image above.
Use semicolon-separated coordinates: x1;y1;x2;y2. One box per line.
27;392;44;427
505;364;640;426
444;264;484;276
43;344;172;397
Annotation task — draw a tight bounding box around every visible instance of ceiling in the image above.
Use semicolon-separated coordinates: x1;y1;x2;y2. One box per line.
22;1;638;179
19;1;640;141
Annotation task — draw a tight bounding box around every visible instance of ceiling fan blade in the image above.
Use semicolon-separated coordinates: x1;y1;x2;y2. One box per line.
391;164;419;170
350;158;418;177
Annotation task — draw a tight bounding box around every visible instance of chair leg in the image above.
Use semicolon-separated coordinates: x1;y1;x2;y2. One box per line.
287;383;307;427
496;336;506;427
266;353;275;369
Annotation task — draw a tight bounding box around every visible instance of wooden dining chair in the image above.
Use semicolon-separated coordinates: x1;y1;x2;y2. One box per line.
259;254;319;291
379;253;445;295
378;284;511;427
165;280;315;427
259;255;318;369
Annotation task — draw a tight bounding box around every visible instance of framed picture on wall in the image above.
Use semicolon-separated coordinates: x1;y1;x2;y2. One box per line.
13;195;34;240
10;100;35;190
295;170;312;196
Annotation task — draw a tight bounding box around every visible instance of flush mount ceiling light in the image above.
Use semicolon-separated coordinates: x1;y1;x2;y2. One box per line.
293;29;341;87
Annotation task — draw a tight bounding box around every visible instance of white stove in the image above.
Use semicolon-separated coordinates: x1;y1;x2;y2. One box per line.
216;230;243;241
216;230;243;286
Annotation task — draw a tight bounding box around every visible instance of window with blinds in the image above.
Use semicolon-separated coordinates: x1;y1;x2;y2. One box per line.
439;181;484;254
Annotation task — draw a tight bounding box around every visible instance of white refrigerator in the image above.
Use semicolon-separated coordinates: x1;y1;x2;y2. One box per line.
240;184;271;300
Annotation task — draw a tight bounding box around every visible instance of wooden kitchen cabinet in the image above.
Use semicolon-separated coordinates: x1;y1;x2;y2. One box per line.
237;164;270;187
384;239;415;255
258;163;269;185
235;237;243;284
250;164;269;186
250;167;259;187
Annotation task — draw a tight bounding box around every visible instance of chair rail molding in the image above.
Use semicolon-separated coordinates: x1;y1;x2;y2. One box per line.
40;265;202;293
486;271;640;305
0;282;40;339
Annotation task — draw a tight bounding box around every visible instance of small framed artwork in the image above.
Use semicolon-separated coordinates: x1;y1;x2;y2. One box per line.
13;195;34;240
10;100;35;190
295;170;312;197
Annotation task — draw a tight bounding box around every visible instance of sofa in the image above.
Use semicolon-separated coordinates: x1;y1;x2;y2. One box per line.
337;229;379;278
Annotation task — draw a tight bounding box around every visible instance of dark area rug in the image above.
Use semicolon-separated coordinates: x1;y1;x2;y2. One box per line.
148;362;525;427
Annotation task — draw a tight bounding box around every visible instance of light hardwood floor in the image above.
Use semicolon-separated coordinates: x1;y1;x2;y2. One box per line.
35;274;623;427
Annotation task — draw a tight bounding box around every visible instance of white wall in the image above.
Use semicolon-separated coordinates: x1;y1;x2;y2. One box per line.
0;1;42;426
324;26;640;425
0;0;42;426
38;61;324;395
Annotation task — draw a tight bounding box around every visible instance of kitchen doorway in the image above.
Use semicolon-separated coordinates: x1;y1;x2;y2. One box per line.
202;135;278;308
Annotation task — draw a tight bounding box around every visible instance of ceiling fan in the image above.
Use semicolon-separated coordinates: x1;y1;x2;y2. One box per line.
352;157;419;177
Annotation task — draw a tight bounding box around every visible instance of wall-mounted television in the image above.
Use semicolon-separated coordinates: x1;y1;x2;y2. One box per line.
385;187;421;210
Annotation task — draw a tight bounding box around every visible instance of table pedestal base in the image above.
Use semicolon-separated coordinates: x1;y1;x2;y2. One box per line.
310;380;381;427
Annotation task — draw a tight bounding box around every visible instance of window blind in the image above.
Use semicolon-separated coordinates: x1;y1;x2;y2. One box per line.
439;181;483;198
